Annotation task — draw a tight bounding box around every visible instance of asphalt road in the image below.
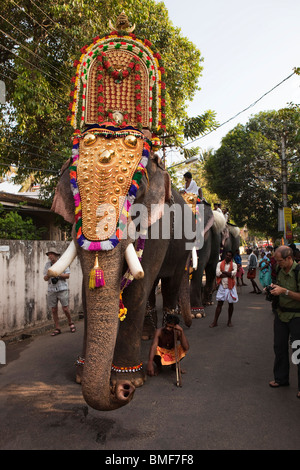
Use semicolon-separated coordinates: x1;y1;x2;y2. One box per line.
1;269;300;452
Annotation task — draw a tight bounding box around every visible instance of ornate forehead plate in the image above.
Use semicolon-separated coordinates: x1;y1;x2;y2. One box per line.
77;129;144;241
70;126;150;251
68;12;166;135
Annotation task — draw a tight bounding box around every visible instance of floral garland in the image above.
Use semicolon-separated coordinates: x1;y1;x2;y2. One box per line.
69;125;150;252
99;52;140;82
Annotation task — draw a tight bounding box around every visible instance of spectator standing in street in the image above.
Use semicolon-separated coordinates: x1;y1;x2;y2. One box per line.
270;249;278;282
43;247;76;336
209;250;238;328
234;249;247;286
268;246;300;399
258;252;272;288
247;249;262;294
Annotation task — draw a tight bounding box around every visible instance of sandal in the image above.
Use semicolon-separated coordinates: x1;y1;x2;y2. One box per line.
51;329;61;336
69;323;76;333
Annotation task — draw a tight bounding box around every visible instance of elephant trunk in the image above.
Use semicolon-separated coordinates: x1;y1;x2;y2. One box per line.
78;244;135;411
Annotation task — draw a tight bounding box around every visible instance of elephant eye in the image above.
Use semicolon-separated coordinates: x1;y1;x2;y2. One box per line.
83;133;97;146
124;135;137;148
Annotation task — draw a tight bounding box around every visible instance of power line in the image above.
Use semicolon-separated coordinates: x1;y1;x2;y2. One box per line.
0;142;65;162
29;0;77;46
0;68;63;104
0;161;59;174
0;26;70;81
0;42;68;87
10;0;61;45
0;13;63;65
183;72;297;147
0;137;68;158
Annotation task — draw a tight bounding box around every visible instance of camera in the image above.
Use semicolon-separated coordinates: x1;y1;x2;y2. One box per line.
265;285;275;302
51;277;59;284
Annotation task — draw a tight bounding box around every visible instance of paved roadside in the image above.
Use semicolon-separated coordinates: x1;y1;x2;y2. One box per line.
1;263;300;450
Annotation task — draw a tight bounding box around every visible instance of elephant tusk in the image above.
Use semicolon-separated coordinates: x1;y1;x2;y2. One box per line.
47;240;77;277
192;246;198;270
125;243;144;280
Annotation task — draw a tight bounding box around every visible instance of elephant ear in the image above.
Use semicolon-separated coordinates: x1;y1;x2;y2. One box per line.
51;159;75;224
152;153;172;202
139;153;172;228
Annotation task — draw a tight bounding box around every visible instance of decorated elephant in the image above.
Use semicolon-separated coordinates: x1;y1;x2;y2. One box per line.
189;204;240;318
189;202;226;317
47;14;199;411
221;223;241;259
142;193;200;340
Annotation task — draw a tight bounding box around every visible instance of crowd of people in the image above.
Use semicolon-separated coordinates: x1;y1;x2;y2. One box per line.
148;173;300;400
146;240;300;400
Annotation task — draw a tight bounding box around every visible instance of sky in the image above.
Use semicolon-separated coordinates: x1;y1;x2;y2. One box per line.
161;0;300;165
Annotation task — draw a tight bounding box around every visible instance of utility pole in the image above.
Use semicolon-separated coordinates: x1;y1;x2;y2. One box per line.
281;133;288;209
281;132;290;245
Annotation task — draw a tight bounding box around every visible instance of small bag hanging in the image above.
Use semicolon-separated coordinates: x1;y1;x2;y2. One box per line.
247;268;256;279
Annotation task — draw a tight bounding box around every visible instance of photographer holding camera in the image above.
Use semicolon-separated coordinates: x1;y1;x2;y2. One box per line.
43;247;76;336
268;246;300;398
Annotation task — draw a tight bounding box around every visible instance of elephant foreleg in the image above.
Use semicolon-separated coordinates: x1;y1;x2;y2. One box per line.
203;263;217;307
161;267;192;327
112;236;169;389
178;269;192;327
142;277;159;341
190;264;206;318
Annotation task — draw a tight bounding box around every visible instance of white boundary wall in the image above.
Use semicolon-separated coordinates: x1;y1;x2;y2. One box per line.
0;240;83;337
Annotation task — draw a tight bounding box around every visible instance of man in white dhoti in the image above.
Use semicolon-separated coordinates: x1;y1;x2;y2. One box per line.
209;250;238;328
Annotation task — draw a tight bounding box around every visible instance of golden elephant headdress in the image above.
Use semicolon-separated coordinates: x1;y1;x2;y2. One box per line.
68;12;166;135
68;14;167;293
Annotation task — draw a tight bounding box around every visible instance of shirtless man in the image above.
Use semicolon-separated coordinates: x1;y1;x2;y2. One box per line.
147;314;189;376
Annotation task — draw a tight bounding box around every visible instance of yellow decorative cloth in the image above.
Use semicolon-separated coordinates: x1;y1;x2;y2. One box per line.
156;345;186;366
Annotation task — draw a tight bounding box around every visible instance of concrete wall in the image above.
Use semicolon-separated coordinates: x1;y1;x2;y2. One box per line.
0;240;83;338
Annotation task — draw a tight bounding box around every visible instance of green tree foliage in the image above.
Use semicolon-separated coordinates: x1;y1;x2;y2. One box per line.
0;203;46;239
203;106;300;238
0;0;216;199
183;111;218;140
192;149;220;206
